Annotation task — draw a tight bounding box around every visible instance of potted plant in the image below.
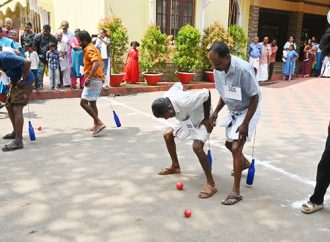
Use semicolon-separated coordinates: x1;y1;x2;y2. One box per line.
228;24;248;60
99;17;128;87
200;22;234;82
173;25;202;84
139;24;170;86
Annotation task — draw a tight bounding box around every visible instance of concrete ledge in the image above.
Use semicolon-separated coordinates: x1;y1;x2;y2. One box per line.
30;81;216;101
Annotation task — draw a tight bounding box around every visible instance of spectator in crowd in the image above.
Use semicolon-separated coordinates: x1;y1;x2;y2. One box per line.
95;28;111;88
60;21;73;88
77;30;106;136
124;41;140;83
311;37;324;77
0;28;16;50
268;39;278;81
298;39;314;77
319;29;330;77
258;36;271;82
33;24;58;90
248;36;262;75
20;21;35;51
0;46;16;110
60;21;74;47
56;30;70;88
24;43;39;90
8;30;23;56
70;29;85;89
283;36;296;50
282;44;298;81
46;42;60;91
2;17;19;42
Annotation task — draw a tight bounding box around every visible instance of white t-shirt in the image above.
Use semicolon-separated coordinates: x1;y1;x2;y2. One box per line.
96;37;110;59
25;51;40;70
164;82;209;127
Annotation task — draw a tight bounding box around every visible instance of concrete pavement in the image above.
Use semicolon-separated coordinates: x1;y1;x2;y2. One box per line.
0;77;329;242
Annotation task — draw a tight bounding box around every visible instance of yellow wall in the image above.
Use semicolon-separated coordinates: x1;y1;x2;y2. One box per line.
42;0;105;34
104;0;150;43
202;0;230;29
239;0;251;35
37;0;54;27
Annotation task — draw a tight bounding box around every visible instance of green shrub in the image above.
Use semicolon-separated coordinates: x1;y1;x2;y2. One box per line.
139;24;170;74
173;25;202;72
98;17;128;73
201;22;234;70
228;24;248;60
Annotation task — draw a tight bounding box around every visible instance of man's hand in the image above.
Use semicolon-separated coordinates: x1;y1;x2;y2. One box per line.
85;79;91;87
199;119;213;133
209;112;218;127
17;80;24;87
236;123;249;141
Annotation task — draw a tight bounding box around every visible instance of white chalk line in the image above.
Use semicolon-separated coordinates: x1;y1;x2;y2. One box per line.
112;100;329;206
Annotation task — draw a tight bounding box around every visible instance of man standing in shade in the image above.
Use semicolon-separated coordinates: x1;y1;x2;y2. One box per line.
268;39;278;81
209;42;261;205
33;24;57;90
248;36;262;76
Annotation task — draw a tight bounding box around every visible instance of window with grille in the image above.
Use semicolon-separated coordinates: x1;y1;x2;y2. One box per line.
156;0;195;36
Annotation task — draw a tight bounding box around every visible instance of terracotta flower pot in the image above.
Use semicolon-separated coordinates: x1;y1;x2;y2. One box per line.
205;71;214;82
0;94;7;103
177;72;195;84
142;72;163;86
110;73;125;87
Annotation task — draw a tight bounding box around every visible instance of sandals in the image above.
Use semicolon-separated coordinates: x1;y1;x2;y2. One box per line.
158;167;181;175
198;184;218;199
3;131;16;139
301;201;324;214
92;125;106;136
2;139;24;152
221;194;243;205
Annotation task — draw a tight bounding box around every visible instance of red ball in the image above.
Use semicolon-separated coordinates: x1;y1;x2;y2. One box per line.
184;210;192;218
176;182;184;190
37;126;42;131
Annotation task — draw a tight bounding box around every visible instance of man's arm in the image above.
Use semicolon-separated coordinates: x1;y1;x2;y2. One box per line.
22;59;31;80
85;60;99;87
209;96;225;127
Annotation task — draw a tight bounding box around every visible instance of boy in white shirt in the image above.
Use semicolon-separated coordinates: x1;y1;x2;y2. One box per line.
24;43;39;90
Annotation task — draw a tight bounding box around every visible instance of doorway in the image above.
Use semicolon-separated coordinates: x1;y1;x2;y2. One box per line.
258;9;289;61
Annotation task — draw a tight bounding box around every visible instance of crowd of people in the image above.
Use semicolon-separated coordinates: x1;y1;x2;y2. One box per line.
248;35;330;82
0;18;143;110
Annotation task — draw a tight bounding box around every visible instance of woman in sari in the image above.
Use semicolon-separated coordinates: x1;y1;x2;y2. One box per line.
298;39;314;77
70;29;85;89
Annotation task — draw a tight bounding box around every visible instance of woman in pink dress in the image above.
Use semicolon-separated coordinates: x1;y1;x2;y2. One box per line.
124;41;140;83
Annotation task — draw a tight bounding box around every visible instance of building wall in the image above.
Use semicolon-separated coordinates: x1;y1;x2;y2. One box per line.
202;0;230;30
40;0;105;34
105;0;150;43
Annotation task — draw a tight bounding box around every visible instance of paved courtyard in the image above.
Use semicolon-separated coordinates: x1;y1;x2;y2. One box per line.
0;78;329;242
